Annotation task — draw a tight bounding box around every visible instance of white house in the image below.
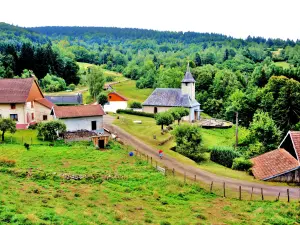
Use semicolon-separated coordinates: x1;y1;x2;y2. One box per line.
51;104;105;132
142;64;201;122
104;92;128;113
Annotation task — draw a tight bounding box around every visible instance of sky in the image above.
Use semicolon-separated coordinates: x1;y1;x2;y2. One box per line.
1;0;299;40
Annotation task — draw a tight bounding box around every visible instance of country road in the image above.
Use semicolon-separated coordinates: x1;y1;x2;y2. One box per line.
104;115;300;199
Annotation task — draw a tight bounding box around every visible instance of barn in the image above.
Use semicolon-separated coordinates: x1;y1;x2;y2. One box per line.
251;131;300;182
51;104;105;132
103;92;128;113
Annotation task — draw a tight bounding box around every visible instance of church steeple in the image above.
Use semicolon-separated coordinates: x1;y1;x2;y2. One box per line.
181;62;196;100
181;62;196;83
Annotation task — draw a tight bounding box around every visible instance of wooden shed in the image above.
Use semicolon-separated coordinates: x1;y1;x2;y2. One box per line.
91;135;110;148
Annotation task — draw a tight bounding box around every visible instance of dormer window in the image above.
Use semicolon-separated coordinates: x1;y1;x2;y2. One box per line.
10;103;16;109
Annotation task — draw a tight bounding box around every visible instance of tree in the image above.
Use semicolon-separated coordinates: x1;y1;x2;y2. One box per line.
0;119;16;142
247;111;281;155
37;121;66;141
156;67;183;88
169;107;189;124
155;112;174;130
194;53;202;67
172;124;204;162
97;93;108;106
87;66;105;99
40;74;67;92
62;58;80;85
130;101;142;109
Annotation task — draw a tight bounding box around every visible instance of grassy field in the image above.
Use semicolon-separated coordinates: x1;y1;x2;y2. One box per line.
2;129;48;145
0;142;298;224
112;114;270;183
275;61;291;69
111;80;154;103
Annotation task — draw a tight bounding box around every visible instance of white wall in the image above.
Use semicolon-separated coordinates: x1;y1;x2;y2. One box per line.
0;103;26;124
60;116;103;131
34;102;53;122
181;82;195;100
104;101;127;113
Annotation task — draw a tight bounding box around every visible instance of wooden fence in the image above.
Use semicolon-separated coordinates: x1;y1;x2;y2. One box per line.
133;149;299;202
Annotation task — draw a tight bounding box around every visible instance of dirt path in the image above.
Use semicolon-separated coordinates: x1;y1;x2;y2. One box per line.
104;115;300;199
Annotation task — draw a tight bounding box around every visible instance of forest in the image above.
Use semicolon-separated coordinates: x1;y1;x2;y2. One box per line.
1;23;300;155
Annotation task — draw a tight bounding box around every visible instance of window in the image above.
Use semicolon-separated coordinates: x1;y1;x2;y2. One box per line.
10;114;18;121
31;113;34;120
91;121;97;130
43;115;48;121
31;101;34;108
10;103;16;109
109;96;112;99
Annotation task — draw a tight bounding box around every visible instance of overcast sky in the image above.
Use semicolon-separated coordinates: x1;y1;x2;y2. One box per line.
1;0;299;40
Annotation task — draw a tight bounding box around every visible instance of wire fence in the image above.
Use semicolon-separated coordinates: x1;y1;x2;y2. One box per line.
133;149;299;203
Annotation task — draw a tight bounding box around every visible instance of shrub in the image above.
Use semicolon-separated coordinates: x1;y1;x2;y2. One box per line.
106;76;115;82
129;101;142;109
210;147;240;168
232;157;253;171
0;158;16;167
68;83;76;91
24;143;30;150
37;121;66;141
40;74;67;92
28;123;38;130
116;109;155;118
97;93;108;105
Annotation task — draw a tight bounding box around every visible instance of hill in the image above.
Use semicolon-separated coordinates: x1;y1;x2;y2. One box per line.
0;142;298;224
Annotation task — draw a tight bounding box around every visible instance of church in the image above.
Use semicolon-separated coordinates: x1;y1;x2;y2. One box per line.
142;65;201;122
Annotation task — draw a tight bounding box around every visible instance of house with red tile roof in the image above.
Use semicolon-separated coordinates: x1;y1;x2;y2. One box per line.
103;91;128;113
51;104;105;132
0;78;54;129
251;131;300;182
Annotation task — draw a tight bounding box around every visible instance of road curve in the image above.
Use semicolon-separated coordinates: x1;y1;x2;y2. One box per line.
104;115;300;199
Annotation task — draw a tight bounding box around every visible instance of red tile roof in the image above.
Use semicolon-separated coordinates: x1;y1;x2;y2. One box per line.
251;148;299;180
53;105;105;119
290;131;300;161
0;78;34;103
35;98;55;109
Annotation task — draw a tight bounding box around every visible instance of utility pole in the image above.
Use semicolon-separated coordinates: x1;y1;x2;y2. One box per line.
235;111;238;150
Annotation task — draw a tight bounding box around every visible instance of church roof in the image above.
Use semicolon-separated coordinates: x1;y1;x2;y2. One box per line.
181;63;196;83
142;88;200;107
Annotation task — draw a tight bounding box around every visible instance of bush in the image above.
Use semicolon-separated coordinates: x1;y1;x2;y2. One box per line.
28;123;38;130
37;121;66;141
68;83;76;91
232;157;253;171
40;74;67;92
97;93;108;105
106;76;115;82
129;101;142;109
210;147;240;168
116;109;155;118
0;158;16;167
24;143;30;150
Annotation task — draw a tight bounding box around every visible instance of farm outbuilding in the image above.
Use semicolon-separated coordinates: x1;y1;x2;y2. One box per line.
51;104;105;132
91;135;110;148
103;92;128;113
251;131;300;182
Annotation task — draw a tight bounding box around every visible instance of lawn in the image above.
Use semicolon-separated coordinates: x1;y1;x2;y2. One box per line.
113;114;268;183
0;142;298;224
275;61;291;69
111;80;154;103
2;129;47;145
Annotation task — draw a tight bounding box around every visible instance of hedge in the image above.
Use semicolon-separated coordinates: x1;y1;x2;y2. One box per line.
210;146;240;168
232;157;253;171
116;109;155;118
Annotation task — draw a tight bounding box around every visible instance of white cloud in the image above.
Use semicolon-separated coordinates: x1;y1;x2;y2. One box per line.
0;0;299;40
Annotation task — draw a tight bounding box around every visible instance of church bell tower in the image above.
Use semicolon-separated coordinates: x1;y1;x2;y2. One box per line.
181;63;196;101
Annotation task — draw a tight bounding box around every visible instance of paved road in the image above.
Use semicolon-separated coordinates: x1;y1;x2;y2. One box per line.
104;115;300;199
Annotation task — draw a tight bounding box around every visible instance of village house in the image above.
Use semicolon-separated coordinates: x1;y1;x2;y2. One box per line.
51;104;105;132
103;91;128;113
251;131;300;182
0;78;54;129
142;64;201;122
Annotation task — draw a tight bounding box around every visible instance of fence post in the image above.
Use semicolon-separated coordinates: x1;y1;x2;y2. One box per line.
239;186;241;200
250;187;254;200
184;172;186;184
172;168;175;177
194;175;196;182
31;137;32;145
210;181;213;193
165;167;167;176
277;192;280;201
223;182;226;198
287;189;290;203
22;136;24;144
155;161;157;169
147;155;149;163
261;188;264;201
151;157;152;166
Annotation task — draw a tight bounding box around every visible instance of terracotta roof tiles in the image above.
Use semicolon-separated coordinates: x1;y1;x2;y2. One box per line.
251;148;299;180
290;131;300;161
53;104;105;119
35;98;55;109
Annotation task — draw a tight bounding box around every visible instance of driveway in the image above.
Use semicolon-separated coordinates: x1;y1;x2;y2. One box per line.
104;115;300;199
